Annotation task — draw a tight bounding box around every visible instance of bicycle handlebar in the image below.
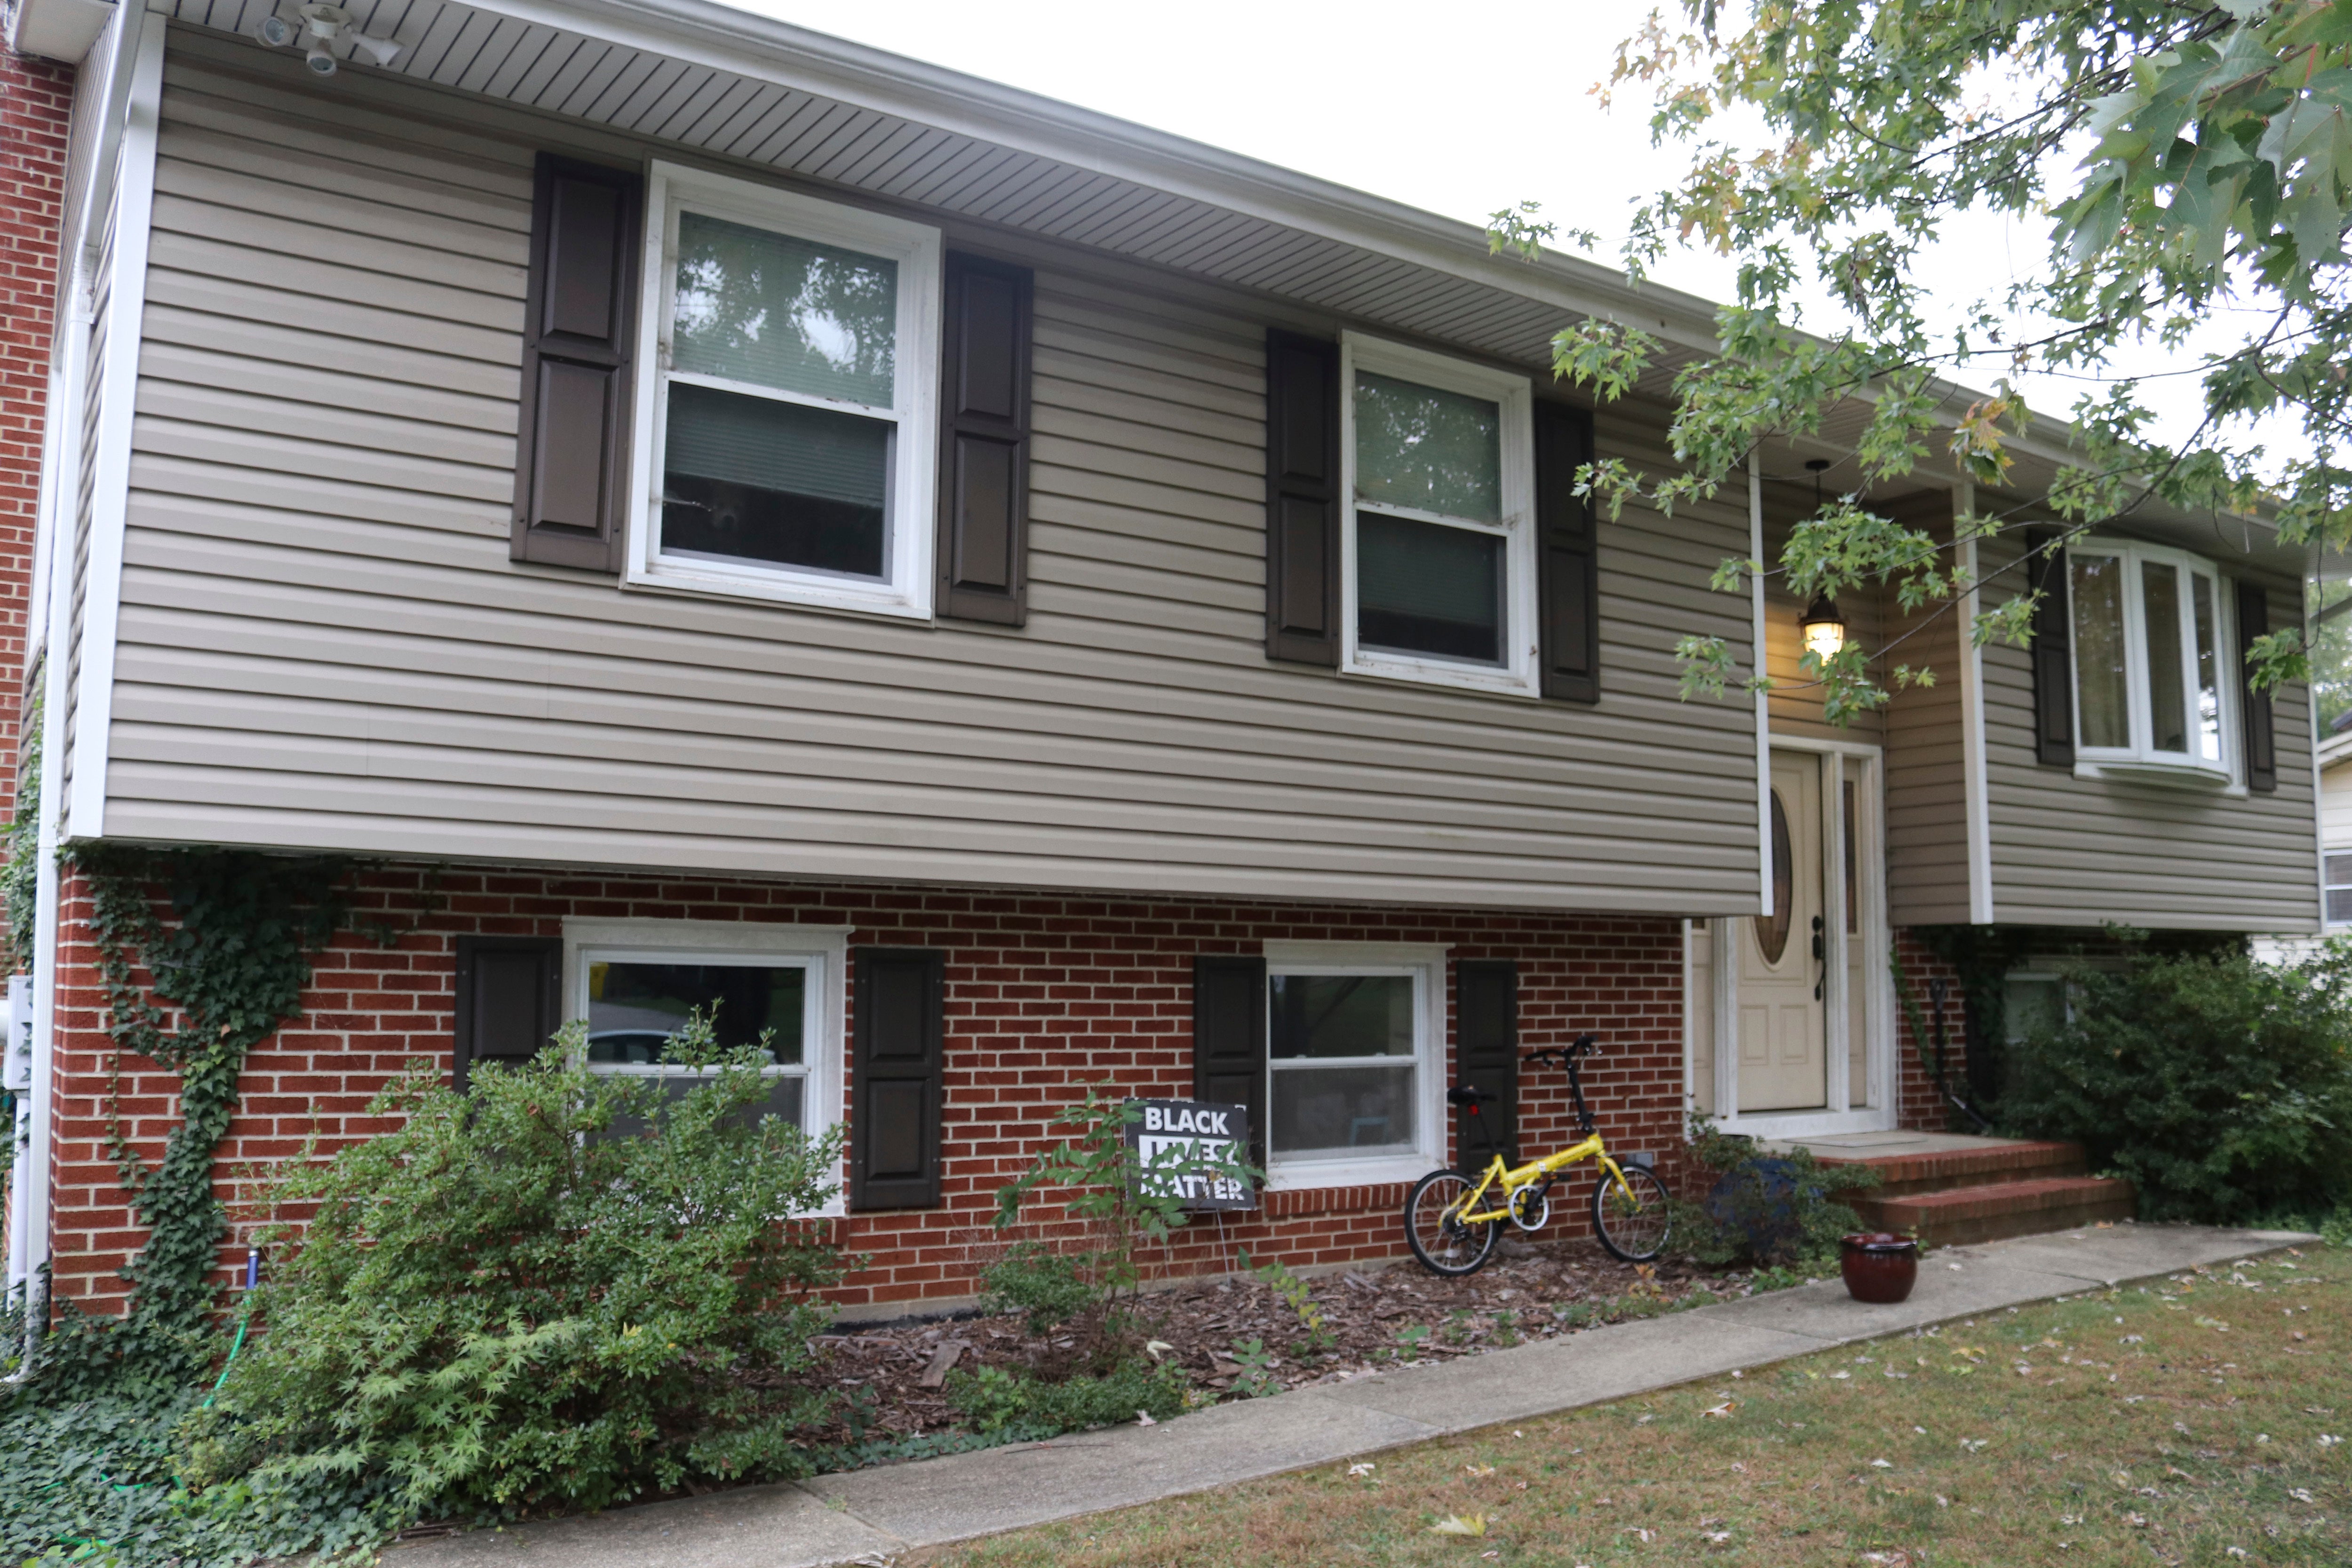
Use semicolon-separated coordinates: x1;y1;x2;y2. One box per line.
1521;1033;1599;1070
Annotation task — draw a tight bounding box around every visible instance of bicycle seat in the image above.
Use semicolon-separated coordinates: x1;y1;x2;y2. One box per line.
1446;1083;1497;1108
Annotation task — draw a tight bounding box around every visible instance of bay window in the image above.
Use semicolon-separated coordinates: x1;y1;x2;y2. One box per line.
1341;334;1538;695
1263;943;1446;1187
629;162;940;617
2068;540;2234;778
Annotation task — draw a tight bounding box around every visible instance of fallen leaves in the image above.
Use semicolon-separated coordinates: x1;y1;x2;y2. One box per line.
1429;1514;1487;1537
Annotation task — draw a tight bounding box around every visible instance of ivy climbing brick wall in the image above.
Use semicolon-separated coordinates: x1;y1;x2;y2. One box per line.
44;864;1692;1314
0;48;73;821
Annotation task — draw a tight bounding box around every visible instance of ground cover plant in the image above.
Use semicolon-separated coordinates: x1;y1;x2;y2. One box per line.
917;1242;2350;1568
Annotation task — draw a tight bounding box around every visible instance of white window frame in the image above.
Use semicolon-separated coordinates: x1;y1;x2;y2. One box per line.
2325;849;2352;929
626;161;942;620
1338;333;1540;698
1261;940;1448;1190
2066;536;2238;785
562;918;850;1213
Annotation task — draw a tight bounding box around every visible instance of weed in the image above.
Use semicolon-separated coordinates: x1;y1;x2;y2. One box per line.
1226;1338;1281;1398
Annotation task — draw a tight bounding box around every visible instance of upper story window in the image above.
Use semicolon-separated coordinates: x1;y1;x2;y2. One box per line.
2069;539;2234;779
628;162;940;618
1340;334;1538;696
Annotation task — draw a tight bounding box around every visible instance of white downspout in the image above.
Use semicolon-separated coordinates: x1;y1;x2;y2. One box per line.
1955;479;1994;924
1749;453;1771;915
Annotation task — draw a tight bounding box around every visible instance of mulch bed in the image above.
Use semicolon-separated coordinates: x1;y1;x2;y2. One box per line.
803;1234;1774;1443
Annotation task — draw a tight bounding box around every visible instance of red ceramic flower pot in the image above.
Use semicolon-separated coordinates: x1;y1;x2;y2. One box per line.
1840;1232;1919;1304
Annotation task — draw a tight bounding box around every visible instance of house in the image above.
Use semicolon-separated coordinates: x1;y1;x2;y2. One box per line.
0;0;2324;1318
2252;718;2352;964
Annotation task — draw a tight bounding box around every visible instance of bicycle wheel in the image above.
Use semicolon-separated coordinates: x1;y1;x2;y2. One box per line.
1590;1162;1673;1263
1404;1169;1500;1277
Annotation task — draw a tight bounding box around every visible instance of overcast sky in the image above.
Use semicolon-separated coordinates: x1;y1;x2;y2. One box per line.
730;0;2267;466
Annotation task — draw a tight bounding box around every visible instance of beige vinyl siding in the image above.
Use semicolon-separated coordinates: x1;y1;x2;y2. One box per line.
1757;478;1887;748
1878;491;1972;927
93;34;1764;915
1978;531;2320;930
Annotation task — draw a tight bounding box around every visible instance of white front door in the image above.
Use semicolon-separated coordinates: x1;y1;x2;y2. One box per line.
1737;751;1828;1111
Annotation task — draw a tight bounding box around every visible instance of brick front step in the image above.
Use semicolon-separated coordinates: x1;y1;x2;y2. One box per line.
1851;1175;2139;1247
1808;1139;2088;1198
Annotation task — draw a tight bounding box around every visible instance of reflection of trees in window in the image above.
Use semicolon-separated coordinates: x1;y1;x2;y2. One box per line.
1755;790;1793;963
672;213;897;405
1353;371;1500;522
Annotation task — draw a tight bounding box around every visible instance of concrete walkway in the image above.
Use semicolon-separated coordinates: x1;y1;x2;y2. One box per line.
401;1224;2315;1568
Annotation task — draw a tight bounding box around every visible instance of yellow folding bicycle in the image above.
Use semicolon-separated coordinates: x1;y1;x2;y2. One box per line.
1404;1034;1672;1276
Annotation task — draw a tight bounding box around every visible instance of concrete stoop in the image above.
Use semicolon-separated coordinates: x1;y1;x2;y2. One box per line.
1812;1137;2137;1245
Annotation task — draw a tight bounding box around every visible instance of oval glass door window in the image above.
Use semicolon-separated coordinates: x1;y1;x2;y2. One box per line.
1754;788;1793;963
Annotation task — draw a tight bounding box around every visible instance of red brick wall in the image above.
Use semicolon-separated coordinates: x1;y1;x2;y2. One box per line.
45;865;1689;1313
0;48;72;809
1891;925;1968;1132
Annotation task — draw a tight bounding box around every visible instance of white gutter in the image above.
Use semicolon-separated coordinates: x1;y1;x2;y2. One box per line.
1955;481;1994;924
1748;454;1771;915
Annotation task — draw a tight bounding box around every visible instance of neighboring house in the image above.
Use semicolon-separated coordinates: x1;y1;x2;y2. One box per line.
2322;727;2352;928
0;0;2324;1316
2252;720;2352;964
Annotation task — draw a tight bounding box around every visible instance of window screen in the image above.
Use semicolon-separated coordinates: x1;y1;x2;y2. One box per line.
1267;972;1418;1160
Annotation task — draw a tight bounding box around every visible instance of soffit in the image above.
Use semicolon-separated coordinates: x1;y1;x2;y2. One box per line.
146;0;2292;570
148;0;1716;388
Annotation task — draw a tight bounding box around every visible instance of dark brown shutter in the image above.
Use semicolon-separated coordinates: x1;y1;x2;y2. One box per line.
1263;330;1340;664
2027;529;2074;767
511;154;642;572
937;251;1034;624
1534;401;1600;702
1192;955;1267;1167
850;947;946;1210
451;936;561;1091
2238;581;2277;792
1455;960;1518;1167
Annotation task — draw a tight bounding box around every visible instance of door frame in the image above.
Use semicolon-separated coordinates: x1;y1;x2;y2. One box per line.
1697;735;1896;1138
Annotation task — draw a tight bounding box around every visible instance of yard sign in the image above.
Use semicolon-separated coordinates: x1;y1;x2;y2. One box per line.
1127;1098;1255;1211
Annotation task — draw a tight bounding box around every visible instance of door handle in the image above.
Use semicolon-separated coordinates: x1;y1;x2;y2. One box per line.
1811;914;1826;1000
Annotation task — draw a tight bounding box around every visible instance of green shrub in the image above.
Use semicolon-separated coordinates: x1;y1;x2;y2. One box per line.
944;1358;1189;1435
978;1243;1101;1335
1669;1114;1880;1269
2002;945;2352;1222
180;1019;847;1522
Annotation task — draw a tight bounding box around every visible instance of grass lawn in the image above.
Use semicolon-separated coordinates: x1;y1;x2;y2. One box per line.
914;1242;2349;1568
